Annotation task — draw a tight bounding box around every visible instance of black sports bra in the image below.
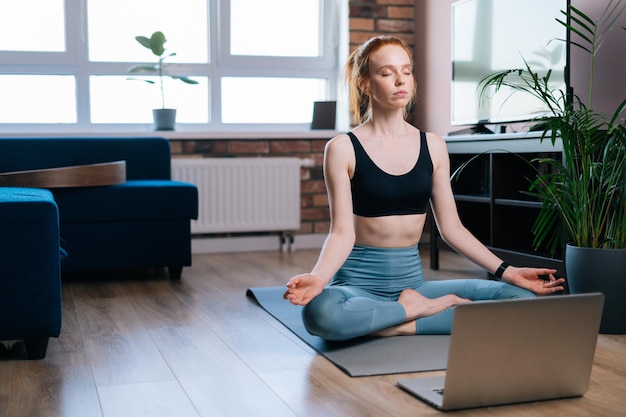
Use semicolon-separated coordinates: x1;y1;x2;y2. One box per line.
348;131;433;217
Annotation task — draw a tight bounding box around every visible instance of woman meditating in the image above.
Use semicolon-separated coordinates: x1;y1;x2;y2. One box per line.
283;35;564;341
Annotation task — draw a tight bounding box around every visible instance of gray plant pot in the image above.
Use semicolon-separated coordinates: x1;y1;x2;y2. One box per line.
153;108;176;131
565;244;626;334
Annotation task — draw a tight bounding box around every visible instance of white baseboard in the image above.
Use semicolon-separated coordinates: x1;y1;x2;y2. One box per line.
191;233;326;254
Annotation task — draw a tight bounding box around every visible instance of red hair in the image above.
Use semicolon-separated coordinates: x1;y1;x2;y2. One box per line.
344;35;416;124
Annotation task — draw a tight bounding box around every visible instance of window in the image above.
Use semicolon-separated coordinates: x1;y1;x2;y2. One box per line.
0;0;344;133
221;77;327;124
0;1;66;52
230;0;320;57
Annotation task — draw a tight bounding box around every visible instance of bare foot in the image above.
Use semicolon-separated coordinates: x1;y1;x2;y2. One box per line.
398;289;470;321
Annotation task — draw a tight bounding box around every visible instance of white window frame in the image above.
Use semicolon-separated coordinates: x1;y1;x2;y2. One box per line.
0;0;347;135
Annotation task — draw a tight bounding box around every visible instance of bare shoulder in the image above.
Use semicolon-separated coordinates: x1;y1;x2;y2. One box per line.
423;130;446;149
324;133;356;173
326;132;350;146
325;133;354;158
423;131;449;162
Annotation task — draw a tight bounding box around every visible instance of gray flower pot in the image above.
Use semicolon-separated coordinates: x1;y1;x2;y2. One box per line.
565;244;626;334
153;108;176;131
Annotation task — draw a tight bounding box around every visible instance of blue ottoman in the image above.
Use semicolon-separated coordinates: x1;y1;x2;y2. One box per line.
0;188;62;359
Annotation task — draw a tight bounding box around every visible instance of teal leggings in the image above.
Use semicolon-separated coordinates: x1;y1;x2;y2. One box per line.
302;245;535;341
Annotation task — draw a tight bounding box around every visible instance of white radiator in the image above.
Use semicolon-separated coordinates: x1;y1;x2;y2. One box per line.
171;157;301;235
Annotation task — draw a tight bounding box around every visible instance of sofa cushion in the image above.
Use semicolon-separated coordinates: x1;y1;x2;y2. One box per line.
53;180;198;223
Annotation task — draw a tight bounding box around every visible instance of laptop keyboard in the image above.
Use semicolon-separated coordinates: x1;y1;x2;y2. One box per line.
433;388;444;396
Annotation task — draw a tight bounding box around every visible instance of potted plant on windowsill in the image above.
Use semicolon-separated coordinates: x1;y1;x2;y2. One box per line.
479;1;626;333
128;31;198;131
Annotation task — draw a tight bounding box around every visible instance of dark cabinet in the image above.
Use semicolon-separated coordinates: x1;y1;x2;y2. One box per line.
429;133;565;274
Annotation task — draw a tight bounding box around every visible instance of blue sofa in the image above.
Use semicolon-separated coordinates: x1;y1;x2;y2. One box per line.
0;137;198;279
0;188;62;359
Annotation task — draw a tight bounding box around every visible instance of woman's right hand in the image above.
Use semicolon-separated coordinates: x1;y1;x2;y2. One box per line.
283;273;326;306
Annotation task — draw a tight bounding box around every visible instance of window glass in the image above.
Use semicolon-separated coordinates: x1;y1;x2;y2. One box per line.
87;0;208;63
90;75;209;123
0;0;341;131
221;77;326;124
0;75;76;123
0;0;65;52
230;0;320;57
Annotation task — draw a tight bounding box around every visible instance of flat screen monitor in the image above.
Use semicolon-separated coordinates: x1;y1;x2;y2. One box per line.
451;0;569;132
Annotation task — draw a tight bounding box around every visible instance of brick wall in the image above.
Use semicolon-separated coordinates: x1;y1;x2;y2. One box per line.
169;1;415;239
349;0;415;50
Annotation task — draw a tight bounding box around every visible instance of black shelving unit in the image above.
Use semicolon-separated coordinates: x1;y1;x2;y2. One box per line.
429;133;565;275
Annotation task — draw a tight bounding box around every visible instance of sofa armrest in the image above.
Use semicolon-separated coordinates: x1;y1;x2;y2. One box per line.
0;188;62;344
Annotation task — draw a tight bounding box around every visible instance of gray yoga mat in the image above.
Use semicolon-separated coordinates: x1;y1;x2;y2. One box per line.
246;286;450;377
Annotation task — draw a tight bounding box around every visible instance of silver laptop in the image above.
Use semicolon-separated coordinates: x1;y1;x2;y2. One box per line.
397;293;604;411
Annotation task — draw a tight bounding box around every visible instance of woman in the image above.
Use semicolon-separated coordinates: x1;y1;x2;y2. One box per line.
283;35;564;341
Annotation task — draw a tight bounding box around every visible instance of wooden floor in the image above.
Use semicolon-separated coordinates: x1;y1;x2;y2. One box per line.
1;248;625;417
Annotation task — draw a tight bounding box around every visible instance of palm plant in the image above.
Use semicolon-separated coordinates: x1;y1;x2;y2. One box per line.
128;31;198;109
478;1;626;256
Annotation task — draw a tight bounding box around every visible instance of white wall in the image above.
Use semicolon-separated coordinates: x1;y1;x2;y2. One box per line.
569;1;626;117
413;0;454;136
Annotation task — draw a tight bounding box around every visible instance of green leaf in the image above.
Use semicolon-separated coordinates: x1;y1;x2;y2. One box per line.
127;64;158;74
126;77;156;85
135;35;151;50
172;76;200;85
567;6;595;33
148;31;167;56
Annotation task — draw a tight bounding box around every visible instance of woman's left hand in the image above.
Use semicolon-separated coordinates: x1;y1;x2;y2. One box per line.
502;267;565;295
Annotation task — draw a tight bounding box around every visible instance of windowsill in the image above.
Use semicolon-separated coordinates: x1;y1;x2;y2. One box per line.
162;130;341;140
0;129;341;140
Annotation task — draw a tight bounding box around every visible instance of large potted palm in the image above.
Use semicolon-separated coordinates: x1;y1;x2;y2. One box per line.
479;1;626;333
128;31;198;130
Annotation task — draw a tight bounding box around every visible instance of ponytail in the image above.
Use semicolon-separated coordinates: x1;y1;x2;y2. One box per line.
344;48;370;124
